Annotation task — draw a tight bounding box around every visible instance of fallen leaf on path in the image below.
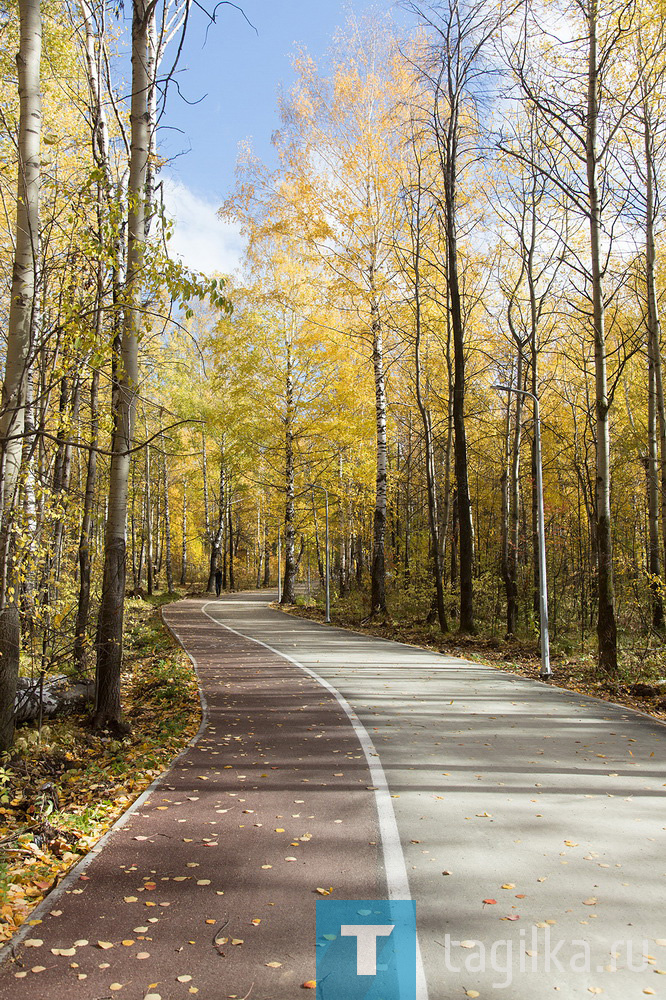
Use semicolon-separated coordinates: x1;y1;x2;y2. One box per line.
483;899;497;905
302;981;316;989
97;941;114;949
266;961;282;968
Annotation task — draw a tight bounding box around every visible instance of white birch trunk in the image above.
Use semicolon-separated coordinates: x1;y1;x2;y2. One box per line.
0;0;42;750
94;0;156;730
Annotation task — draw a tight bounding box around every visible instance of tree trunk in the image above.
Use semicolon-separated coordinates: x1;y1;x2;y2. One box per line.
262;520;270;587
51;376;80;588
644;95;665;630
144;415;153;595
207;452;225;593
0;606;21;750
586;2;617;672
255;506;263;587
501;356;523;638
281;341;297;604
94;0;156;731
227;476;235;591
446;163;474;632
370;284;388;616
180;490;187;586
161;425;173;592
0;0;42;749
74;369;99;670
412;194;447;631
647;345;662;627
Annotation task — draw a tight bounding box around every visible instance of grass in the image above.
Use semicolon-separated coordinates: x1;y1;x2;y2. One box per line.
0;591;200;944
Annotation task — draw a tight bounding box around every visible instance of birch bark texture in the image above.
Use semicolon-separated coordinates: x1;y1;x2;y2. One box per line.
0;0;42;750
94;0;157;730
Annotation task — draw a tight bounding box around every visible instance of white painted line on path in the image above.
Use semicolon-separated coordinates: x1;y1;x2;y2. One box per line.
201;599;429;1000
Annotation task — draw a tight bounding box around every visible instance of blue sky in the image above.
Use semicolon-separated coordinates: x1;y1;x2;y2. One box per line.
154;0;408;274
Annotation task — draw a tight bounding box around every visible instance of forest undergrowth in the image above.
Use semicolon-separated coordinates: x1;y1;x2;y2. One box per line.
0;593;199;944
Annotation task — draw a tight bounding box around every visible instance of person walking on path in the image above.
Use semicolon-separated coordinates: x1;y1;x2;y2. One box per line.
214;568;223;596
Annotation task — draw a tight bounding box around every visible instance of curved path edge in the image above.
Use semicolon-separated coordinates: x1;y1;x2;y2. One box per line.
0;603;210;966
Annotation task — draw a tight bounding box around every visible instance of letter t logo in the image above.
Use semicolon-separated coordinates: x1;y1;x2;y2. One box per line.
340;924;395;975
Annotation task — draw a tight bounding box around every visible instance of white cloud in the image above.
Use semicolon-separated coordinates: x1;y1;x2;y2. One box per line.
161;177;244;276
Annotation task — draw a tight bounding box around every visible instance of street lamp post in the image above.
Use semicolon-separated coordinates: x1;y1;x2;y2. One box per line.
492;384;552;679
309;484;330;623
324;489;330;623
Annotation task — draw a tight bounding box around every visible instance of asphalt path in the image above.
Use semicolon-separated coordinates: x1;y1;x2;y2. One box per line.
200;592;666;1000
0;592;664;1000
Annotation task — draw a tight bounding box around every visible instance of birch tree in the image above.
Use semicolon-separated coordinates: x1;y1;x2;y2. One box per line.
505;0;641;672
0;0;42;749
407;0;506;632
94;0;158;730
